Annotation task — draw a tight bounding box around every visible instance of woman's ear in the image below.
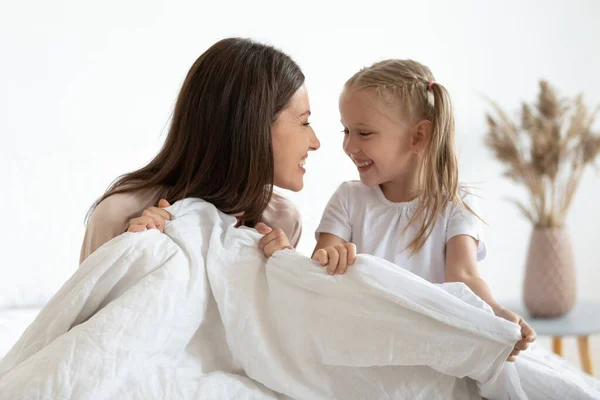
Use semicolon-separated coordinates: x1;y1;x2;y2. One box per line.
411;119;432;153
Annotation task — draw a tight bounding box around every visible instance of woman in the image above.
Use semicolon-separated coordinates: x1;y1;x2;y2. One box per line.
81;37;320;263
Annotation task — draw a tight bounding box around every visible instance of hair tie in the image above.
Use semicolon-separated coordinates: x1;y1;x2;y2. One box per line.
428;81;436;90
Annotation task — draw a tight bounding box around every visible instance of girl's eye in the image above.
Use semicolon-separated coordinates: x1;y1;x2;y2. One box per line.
341;128;349;135
359;132;372;137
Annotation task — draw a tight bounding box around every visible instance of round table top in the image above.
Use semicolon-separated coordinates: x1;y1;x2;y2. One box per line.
503;300;600;337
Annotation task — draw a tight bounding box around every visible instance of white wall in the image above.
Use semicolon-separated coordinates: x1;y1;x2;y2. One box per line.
1;0;599;307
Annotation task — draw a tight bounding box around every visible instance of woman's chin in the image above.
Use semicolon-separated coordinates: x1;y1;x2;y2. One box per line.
287;181;304;192
275;179;303;192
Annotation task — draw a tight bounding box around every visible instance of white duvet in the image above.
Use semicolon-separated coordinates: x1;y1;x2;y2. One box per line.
0;199;598;400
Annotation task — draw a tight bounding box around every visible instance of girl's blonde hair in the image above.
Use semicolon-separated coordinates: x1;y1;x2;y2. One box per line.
346;59;474;253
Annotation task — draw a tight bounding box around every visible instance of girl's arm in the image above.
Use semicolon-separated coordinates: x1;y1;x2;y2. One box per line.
312;182;357;274
313;233;346;255
445;235;502;310
445;234;536;361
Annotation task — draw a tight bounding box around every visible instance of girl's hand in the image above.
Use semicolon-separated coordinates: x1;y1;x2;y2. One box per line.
494;307;537;361
255;223;293;257
312;243;357;275
127;199;171;233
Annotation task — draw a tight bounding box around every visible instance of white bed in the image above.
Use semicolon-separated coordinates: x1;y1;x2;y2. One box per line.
0;307;41;360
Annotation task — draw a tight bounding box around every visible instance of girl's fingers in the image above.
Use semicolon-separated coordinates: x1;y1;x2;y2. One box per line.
312;249;328;266
345;243;357;265
326;247;340;275
334;244;348;274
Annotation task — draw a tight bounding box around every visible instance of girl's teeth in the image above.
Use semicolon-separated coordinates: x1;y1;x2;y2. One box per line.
356;160;373;167
299;159;306;167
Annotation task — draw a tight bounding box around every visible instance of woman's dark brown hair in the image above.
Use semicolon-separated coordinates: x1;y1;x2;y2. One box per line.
88;37;305;225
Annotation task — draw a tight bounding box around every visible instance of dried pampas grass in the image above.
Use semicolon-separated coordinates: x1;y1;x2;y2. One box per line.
485;81;600;227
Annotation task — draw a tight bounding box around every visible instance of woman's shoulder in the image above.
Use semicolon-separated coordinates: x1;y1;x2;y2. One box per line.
263;192;302;246
81;187;162;263
264;192;301;225
91;188;160;226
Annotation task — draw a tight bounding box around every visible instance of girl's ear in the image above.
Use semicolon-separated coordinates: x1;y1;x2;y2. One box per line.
412;119;432;153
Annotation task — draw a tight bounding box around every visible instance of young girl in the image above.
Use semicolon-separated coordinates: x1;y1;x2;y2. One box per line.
312;59;535;361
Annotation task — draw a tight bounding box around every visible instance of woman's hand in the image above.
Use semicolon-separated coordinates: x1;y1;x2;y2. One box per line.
255;222;293;257
312;243;357;275
127;199;171;233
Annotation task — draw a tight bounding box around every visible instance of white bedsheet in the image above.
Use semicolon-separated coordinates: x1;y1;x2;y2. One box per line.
0;198;598;399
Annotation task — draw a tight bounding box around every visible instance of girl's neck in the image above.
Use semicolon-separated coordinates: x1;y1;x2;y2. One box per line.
379;175;419;203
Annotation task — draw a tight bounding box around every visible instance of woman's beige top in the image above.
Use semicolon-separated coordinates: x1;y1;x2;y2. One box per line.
80;189;302;263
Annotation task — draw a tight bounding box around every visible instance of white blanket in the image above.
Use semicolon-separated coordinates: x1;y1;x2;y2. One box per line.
0;199;598;400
